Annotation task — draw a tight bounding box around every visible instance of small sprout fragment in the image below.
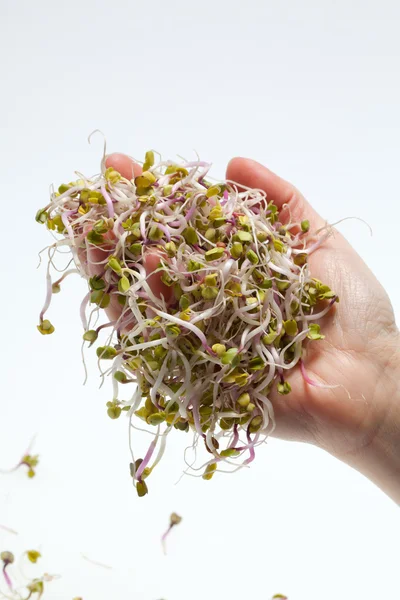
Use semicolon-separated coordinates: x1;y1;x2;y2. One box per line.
149;225;164;241
87;230;105;245
237;392;251;408
83;330;98;344
90;290;110;308
201;286;219;300
231;241;243;258
206;185;221;198
183;227;199;245
1;551;14;565
114;371;128;383
220;448;240;457
277;381;292;395
118;275;130;293
89;275;106;290
107;256;122;274
136;480;148;497
307;323;325;340
283;319;298;336
147;412;166;425
143;150;155;172
164;241;177;256
246;249;259;264
135;171;156;188
107;404;122;419
212;343;226;357
301;219;310;233
35;208;48;224
221;348;239;365
234;230;252;243
52;282;61;293
26;550;41;564
37;319;55;335
202;462;217;480
96;346;117;360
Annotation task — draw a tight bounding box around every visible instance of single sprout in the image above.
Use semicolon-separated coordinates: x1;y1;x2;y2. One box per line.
26;551;41;564
1;551;14;590
0;444;39;479
37;145;338;494
161;513;182;555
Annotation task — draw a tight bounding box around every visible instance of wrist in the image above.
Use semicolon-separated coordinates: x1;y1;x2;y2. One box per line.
342;334;400;503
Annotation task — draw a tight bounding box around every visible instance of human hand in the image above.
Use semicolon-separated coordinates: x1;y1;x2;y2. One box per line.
226;158;400;503
88;152;400;503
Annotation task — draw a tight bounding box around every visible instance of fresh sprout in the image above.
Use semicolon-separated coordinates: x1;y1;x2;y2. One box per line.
161;513;182;554
36;148;338;496
1;552;14;591
0;440;39;479
0;550;54;600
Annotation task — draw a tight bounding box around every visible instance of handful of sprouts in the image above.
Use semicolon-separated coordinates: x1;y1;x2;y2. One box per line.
36;149;337;496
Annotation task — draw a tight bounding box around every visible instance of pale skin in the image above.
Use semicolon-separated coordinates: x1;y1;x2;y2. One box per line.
94;152;400;504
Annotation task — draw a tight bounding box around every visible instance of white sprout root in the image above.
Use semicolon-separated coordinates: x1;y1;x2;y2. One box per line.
36;149;338;496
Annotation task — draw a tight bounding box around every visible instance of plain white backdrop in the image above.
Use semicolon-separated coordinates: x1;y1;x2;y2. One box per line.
0;1;399;599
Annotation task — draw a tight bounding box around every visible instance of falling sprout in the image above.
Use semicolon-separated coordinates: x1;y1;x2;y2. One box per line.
0;525;18;536
0;438;39;479
1;550;54;599
26;551;42;564
1;551;14;590
81;554;112;570
161;513;182;555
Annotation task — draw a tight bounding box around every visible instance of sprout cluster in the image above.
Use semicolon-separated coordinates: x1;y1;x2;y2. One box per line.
36;151;337;496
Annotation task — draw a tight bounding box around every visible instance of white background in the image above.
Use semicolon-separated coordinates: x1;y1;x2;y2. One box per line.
0;1;399;599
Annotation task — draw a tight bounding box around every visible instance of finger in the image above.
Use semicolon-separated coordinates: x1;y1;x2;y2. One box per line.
144;251;174;303
105;153;142;179
226;157;325;229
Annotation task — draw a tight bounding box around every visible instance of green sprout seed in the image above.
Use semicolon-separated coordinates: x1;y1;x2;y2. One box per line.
246;249;259;264
237;392;251;408
307;323;325;340
26;550;41;564
283;319;298;336
89;275;106;290
234;230;252;243
183;227;199;245
136;480;148;497
97;346;117;359
37;319;55;335
301;219;310;232
118;276;130;293
231;242;243;258
202;462;217;480
143;150;155;171
83;329;98;344
114;371;128;383
221;348;239;365
107;405;122;419
277;381;292;395
205;247;225;261
108;256;122;274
